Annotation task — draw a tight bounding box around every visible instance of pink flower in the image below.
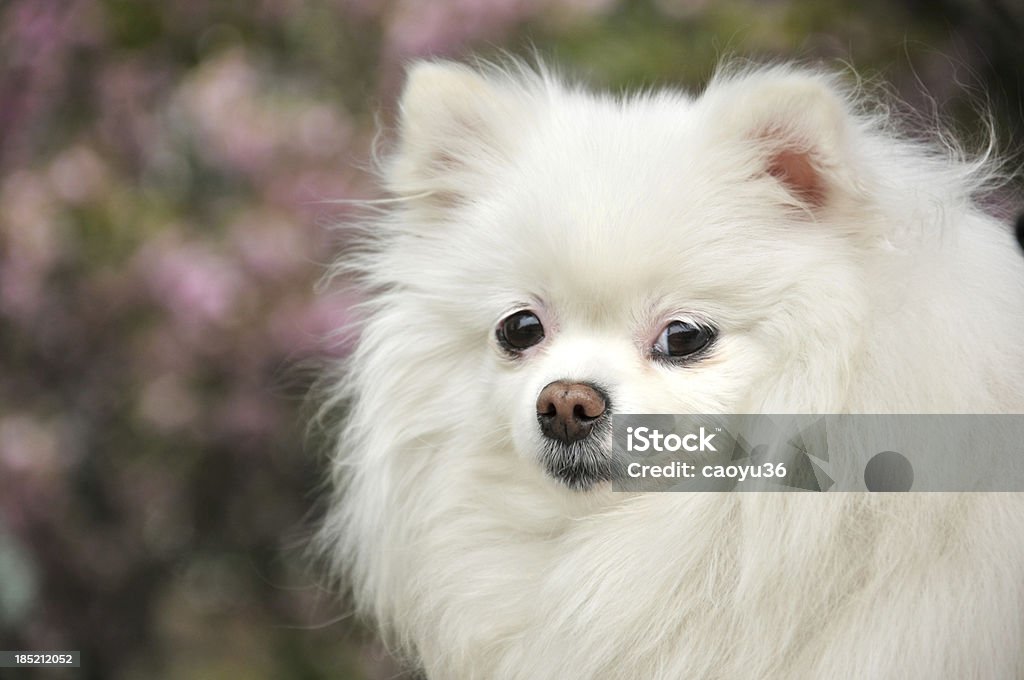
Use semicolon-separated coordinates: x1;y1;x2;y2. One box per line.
47;144;110;205
385;0;535;58
215;390;280;439
138;237;245;333
0;171;63;322
137;374;200;432
227;211;311;281
172;49;354;180
0;415;59;476
268;291;361;358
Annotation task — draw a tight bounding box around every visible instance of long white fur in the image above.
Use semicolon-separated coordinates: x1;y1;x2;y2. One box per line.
318;60;1024;679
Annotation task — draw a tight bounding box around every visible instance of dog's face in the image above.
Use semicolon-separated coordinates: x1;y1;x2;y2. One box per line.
383;63;873;491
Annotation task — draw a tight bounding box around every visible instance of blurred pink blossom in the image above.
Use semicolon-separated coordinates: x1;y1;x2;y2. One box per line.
0;415;59;476
174;49;353;180
385;0;534;58
297;104;354;159
0;260;46;322
0;171;63;321
46;144;111;205
267;292;360;357
138;374;200;432
0;0;101;168
215;389;281;439
95;58;170;170
383;0;619;58
174;50;275;176
137;237;246;333
0;171;62;266
228;211;310;281
265;169;360;220
130;324;203;383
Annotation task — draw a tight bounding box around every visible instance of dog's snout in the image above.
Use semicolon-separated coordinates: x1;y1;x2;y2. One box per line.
536;381;608;444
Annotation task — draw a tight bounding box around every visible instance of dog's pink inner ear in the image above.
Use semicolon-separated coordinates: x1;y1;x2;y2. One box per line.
766;147;826;209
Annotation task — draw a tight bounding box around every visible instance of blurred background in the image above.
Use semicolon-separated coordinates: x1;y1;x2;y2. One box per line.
0;0;1021;678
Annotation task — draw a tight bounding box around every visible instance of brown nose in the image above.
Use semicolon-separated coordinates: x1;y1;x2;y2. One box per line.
536;381;608;444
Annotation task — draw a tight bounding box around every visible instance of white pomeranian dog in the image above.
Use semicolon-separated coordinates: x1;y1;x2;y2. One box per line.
318;60;1024;679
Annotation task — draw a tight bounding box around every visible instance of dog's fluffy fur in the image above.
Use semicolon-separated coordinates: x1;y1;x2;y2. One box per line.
319;61;1024;678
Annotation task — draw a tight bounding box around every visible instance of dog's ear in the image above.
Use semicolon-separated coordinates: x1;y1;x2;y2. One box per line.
704;69;862;213
388;62;519;208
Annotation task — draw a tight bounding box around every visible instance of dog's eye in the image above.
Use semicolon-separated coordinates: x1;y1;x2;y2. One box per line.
653;320;716;361
497;311;545;352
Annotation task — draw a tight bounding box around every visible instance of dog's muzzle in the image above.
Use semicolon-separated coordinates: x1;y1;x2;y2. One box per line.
535;381;614;490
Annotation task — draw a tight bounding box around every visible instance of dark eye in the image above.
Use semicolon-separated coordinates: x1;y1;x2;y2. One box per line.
497;310;545;353
652;319;716;361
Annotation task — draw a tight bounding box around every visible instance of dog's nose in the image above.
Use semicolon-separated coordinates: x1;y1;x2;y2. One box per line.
536;381;608;444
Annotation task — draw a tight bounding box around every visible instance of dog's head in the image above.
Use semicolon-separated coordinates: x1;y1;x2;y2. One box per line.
377;62;877;491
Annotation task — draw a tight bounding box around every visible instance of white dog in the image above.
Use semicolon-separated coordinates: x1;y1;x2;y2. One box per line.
319;60;1024;678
